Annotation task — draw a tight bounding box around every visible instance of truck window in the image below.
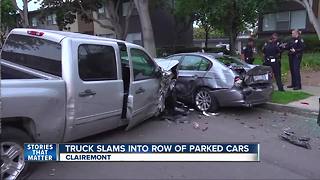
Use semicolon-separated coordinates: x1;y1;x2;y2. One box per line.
130;48;156;81
1;34;62;76
78;44;117;81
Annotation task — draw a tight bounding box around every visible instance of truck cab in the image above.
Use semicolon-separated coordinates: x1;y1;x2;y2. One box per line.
1;29;166;179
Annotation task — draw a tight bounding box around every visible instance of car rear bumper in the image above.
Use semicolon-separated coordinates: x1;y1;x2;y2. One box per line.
212;85;273;107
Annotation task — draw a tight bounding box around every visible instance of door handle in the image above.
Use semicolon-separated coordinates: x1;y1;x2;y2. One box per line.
135;87;145;94
79;89;96;97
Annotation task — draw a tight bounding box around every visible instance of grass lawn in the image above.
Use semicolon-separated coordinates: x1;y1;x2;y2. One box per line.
254;52;320;82
271;90;312;104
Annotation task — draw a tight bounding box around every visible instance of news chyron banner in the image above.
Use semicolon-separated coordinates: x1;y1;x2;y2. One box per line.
24;143;260;162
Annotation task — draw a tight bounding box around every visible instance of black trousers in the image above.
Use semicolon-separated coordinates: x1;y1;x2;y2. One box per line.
289;54;302;88
245;57;254;64
264;60;283;90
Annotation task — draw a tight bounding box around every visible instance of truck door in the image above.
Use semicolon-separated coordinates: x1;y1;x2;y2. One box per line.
125;46;161;130
65;39;123;140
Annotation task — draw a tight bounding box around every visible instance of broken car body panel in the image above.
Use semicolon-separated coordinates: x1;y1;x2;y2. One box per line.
166;52;273;108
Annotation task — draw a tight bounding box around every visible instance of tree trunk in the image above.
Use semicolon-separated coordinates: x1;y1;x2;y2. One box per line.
134;0;156;57
229;31;237;55
23;0;29;27
205;29;209;49
303;0;320;39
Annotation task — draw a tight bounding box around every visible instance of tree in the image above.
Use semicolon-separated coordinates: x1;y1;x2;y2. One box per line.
208;0;273;55
40;0;134;40
11;0;31;27
1;0;16;44
292;0;320;40
134;0;156;57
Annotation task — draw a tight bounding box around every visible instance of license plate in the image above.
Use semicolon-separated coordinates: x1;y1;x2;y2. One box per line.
253;74;268;81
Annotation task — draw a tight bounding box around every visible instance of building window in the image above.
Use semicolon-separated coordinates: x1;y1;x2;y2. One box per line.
125;33;142;45
31;17;38;27
98;6;106;19
47;14;57;25
262;10;306;31
290;10;307;29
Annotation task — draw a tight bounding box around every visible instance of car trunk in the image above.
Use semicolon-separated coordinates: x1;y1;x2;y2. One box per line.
243;66;273;86
241;66;273;105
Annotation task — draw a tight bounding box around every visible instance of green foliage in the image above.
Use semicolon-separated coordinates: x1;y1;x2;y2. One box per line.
1;0;16;31
271;91;312;104
40;0;103;30
156;46;229;57
175;0;275;54
193;27;225;39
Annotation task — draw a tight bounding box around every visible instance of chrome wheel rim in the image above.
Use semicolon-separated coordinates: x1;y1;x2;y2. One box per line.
1;142;25;180
195;90;212;111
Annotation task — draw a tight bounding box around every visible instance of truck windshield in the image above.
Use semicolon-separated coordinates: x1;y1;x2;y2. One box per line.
1;34;62;76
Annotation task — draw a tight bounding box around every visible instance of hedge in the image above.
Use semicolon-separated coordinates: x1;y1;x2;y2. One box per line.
156;46;230;58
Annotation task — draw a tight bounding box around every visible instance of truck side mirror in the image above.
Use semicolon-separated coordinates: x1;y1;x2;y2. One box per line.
154;66;163;78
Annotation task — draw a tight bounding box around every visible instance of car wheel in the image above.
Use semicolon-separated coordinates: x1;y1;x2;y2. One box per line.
194;88;218;112
1;127;34;180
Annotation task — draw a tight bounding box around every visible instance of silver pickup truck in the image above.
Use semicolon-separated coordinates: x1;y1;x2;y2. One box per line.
0;29;175;179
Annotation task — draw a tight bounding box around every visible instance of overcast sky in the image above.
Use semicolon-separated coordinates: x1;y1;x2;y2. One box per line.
17;0;41;11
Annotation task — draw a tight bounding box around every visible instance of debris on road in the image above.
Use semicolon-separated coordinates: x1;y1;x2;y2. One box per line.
279;131;311;149
202;126;209;132
189;108;195;111
235;118;240;121
202;111;211;117
193;122;200;129
300;102;309;105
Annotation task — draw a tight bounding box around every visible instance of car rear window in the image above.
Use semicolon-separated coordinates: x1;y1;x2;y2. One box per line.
1;34;62;76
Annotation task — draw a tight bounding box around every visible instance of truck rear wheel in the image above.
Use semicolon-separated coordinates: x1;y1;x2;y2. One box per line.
1;127;34;180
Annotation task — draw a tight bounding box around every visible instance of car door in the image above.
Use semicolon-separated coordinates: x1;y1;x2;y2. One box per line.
176;55;211;98
126;47;160;130
66;40;123;140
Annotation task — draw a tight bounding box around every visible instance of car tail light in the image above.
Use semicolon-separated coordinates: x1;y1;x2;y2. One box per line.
27;30;44;36
234;76;243;87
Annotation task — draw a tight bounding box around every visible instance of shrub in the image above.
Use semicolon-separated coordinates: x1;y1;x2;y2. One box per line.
156;46;229;57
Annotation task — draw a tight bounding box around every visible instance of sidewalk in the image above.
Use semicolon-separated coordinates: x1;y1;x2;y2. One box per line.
285;85;320;112
260;85;319;119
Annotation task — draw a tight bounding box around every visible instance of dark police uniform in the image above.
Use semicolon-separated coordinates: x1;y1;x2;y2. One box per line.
287;37;305;89
241;45;254;64
262;40;284;91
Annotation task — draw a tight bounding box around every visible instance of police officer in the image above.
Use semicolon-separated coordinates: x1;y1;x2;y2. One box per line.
287;29;305;90
263;36;284;91
241;38;254;64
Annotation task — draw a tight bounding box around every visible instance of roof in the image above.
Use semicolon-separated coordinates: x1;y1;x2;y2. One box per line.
9;28;138;47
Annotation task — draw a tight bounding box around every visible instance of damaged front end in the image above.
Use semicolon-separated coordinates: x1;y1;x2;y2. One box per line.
154;59;179;115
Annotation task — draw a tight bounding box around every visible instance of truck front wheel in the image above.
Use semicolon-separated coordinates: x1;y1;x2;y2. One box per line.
1;127;34;180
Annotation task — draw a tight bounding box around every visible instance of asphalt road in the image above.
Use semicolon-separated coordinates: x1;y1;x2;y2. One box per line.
28;107;320;179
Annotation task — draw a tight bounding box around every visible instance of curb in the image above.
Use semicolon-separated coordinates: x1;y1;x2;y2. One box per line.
258;102;319;119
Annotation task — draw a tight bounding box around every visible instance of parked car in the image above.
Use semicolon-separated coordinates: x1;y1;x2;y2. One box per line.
164;53;274;112
0;28;175;179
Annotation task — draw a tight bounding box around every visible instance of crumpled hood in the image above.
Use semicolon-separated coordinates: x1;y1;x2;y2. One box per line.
155;59;179;71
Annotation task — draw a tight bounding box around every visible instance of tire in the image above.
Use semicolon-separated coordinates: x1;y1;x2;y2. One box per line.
1;126;34;180
194;88;219;112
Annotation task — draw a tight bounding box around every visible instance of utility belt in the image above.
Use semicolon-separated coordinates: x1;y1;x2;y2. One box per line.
265;56;279;63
